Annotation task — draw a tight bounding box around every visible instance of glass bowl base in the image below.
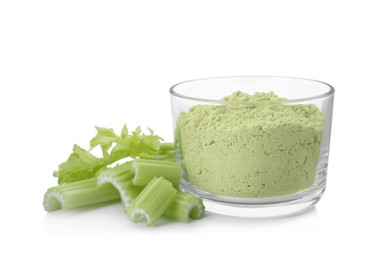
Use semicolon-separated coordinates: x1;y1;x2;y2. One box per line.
180;179;326;218
203;197;320;218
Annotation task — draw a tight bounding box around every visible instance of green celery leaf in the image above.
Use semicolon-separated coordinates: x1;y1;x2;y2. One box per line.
111;127;163;159
89;126;120;157
53;145;106;184
121;124;129;140
54;125;164;184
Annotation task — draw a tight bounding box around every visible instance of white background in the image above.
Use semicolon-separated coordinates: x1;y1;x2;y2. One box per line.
1;0;381;259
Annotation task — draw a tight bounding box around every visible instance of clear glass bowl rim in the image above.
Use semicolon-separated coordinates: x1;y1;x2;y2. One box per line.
169;75;335;104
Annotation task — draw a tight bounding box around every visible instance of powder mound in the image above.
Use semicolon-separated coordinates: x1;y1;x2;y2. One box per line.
222;91;285;103
176;91;324;198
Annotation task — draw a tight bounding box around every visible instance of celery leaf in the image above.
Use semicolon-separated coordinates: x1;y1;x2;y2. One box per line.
53;125;164;184
53;145;106;184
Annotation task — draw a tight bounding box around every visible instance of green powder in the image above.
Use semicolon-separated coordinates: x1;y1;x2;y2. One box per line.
176;92;324;198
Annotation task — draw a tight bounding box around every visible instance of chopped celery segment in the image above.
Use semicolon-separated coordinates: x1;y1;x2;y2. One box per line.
158;142;175;154
97;162;143;208
151;150;176;162
127;177;177;226
164;191;205;222
151;142;176;162
43;178;120;212
131;159;181;187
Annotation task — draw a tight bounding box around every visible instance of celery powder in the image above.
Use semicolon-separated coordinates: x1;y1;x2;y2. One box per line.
176;92;324;198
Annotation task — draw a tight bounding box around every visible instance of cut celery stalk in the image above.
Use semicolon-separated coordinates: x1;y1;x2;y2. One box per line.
131;159;181;187
126;177;177;226
43;178;120;212
152;142;176;161
164;191;205;222
159;142;174;153
97;162;143;210
152;150;176;162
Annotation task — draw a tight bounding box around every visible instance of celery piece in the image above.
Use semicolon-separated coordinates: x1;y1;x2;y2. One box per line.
164;191;205;222
126;177;177;226
158;142;175;154
151;150;176;162
151;142;176;161
131;159;181;187
43;178;120;212
97;162;143;210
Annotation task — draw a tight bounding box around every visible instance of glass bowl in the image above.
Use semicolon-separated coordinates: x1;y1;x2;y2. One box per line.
170;76;334;218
